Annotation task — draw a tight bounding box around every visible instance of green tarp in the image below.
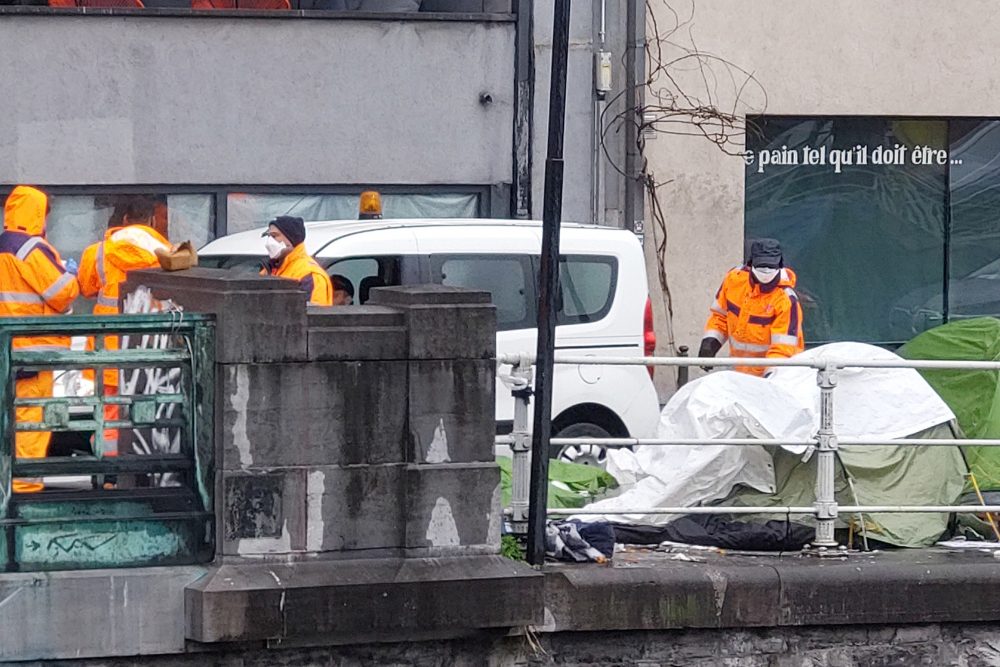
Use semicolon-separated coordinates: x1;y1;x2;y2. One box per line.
724;423;968;548
497;456;618;509
898;317;1000;491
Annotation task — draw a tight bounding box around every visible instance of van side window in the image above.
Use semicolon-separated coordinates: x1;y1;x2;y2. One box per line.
558;255;617;324
431;255;534;331
325;256;404;304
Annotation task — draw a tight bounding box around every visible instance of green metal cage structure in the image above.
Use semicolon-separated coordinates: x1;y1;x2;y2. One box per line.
0;314;215;572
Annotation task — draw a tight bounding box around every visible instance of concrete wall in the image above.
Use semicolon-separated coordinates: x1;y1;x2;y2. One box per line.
531;0;632;226
47;623;1000;666
643;0;1000;395
0;15;514;187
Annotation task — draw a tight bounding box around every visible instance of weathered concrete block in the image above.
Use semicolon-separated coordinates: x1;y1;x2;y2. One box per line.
407;359;495;464
367;285;496;360
218;361;407;470
543;562;783;632
308;463;406;552
0;566;204;662
123;267;308;363
185;556;543;644
403;463;501;554
221;469;307;556
307;306;407;361
776;556;1000;626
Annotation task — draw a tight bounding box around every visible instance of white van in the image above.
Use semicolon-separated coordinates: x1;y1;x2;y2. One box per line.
199;219;661;464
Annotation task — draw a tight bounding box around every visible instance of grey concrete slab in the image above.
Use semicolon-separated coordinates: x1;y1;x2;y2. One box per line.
403;462;501;553
185;556;542;644
218;361;407;470
367;285;496;360
407;359;495;464
544;553;782;632
307;306;407;361
124;268;309;364
0;566;206;662
0;18;514;186
311;463;406;552
543;547;1000;633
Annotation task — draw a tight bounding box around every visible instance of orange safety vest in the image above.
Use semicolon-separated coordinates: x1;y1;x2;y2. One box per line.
264;243;333;306
704;266;805;376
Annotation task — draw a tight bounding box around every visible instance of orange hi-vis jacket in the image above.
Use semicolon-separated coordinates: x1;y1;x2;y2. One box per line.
1;186;80;493
78;225;170;390
704;266;805;376
78;225;171;317
0;186;79;347
265;243;333;306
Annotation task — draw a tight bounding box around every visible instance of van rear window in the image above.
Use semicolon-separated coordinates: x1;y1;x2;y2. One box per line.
433;255;533;330
430;253;618;330
558;256;617;324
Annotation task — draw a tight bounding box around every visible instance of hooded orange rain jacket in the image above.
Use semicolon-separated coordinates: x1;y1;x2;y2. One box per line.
265;243;333;306
0;186;80;492
78;225;171;321
78;225;170;457
704;266;805;376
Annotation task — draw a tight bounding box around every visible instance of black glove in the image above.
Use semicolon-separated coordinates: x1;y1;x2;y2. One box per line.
698;337;722;372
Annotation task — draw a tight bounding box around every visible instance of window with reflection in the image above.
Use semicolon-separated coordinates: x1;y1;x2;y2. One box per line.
746;117;1000;344
0;192;214;263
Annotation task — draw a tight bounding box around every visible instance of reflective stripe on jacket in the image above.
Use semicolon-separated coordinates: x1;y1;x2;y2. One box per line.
704;266;804;376
0;186;79;353
265;243;333;306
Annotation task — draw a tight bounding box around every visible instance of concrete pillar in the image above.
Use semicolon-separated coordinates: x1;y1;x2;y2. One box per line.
119;270;541;646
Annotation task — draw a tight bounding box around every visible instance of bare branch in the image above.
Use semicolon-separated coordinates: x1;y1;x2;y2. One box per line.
597;0;768;380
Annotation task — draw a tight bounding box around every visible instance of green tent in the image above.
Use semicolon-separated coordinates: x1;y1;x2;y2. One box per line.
723;423;967;548
898;317;1000;492
496;456;618;509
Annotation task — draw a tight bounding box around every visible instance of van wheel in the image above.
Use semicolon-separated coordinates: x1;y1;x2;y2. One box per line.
550;422;611;467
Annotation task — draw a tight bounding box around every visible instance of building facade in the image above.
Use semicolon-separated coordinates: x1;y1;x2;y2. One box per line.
644;0;1000;394
0;1;642;261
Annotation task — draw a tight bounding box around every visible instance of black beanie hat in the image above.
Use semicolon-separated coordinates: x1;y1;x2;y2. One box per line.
269;215;306;248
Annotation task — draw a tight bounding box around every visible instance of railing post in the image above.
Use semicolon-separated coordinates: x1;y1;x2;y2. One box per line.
677;345;690;387
509;357;534;535
813;364;840;549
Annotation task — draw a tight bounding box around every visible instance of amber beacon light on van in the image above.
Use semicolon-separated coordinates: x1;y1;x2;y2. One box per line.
358;191;383;220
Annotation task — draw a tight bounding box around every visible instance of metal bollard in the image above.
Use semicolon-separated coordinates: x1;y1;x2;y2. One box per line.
677;345;690;387
509;358;534;535
812;365;840;548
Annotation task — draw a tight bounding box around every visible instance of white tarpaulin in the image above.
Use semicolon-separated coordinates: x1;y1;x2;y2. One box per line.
576;342;956;525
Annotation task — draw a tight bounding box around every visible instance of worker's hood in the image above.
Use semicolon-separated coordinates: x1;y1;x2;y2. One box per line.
3;186;47;236
778;267;797;288
105;225;170;271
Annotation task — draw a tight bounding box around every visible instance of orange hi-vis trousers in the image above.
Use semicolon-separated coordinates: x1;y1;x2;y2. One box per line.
13;371;53;493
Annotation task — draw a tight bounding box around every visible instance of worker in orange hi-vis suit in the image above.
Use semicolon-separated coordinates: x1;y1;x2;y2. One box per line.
261;216;333;306
0;186;80;492
699;238;805;377
78;197;170;458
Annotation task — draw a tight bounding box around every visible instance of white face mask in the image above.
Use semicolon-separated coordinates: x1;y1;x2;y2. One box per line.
264;236;287;260
752;266;780;284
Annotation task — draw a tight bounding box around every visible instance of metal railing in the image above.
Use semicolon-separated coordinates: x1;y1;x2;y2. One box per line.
497;352;1000;552
0;314;215;572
